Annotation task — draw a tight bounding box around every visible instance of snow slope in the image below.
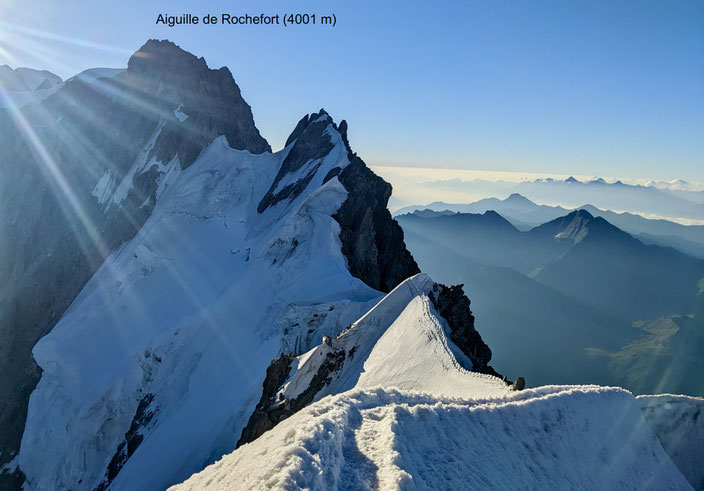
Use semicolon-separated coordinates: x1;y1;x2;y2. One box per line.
175;387;688;490
280;274;507;403
173;274;690;490
19;118;383;490
638;395;704;490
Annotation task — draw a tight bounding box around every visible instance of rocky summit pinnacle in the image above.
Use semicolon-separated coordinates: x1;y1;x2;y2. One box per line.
260;107;419;293
126;39;270;164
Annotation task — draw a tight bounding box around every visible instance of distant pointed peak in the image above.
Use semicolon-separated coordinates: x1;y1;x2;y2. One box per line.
553;209;595;242
481;210;514;227
569;208;594;219
130;39;185;60
565;176;579;183
504;193;533;204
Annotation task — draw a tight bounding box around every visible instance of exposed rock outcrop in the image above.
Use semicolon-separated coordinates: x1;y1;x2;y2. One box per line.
238;347;347;447
96;393;157;491
334;157;420;293
428;283;496;374
332;117;419;293
261;109;419;293
127;39;270;167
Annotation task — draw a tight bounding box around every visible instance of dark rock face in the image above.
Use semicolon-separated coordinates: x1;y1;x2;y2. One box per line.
238;347;346;447
237;353;294;446
96;393;157;491
0;39;270;482
331;120;420;293
127;39;270;167
429;283;501;377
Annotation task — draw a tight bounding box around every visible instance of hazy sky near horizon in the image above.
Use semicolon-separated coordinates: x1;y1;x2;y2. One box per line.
1;0;702;183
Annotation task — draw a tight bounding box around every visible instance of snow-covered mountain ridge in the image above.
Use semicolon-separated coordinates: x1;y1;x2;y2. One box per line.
174;275;695;489
17;103;430;489
4;40;441;487
0;39;701;490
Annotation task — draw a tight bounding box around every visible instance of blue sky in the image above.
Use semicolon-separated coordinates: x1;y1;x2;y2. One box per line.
1;0;702;183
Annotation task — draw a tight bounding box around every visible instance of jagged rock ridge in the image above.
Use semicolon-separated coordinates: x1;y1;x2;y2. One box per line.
260;108;420;294
328;115;420;293
429;283;497;375
258;110;334;212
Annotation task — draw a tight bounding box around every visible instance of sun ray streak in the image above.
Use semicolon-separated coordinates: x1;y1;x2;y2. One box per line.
0;89;109;259
0;22;132;56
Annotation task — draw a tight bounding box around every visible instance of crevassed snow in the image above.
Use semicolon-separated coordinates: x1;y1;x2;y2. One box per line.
19;124;381;490
173;385;689;490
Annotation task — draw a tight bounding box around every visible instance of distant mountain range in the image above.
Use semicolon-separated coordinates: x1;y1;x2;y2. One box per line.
417;175;704;222
395;193;704;258
397;208;704;394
